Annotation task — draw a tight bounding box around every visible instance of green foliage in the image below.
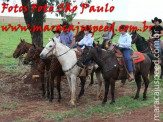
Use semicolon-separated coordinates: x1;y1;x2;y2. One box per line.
1;104;9;110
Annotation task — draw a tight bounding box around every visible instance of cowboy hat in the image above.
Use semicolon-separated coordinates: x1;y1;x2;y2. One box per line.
84;25;92;33
152;17;162;24
107;20;113;24
60;21;70;29
52;30;61;34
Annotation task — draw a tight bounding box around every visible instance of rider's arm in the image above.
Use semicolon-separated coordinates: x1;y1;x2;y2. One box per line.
159;30;163;37
102;31;113;40
149;30;153;39
70;32;76;47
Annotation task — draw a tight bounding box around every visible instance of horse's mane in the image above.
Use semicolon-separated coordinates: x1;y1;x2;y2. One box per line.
96;47;114;56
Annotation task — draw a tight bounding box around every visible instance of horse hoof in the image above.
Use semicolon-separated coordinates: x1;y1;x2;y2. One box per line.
110;101;115;105
42;95;45;99
120;83;124;87
134;97;139;100
143;98;147;101
68;103;76;108
58;99;61;103
48;99;53;103
102;101;106;105
89;83;93;87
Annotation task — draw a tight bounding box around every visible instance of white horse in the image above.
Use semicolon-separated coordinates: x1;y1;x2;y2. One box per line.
40;39;103;106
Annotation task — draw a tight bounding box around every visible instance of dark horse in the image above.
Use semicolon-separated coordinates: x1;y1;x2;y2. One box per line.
77;46;151;105
23;45;64;102
131;31;163;78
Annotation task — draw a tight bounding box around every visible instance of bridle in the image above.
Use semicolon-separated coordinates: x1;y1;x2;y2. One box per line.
131;34;138;44
18;42;26;56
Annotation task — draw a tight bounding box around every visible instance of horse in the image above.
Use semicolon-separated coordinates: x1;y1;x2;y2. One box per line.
130;31;163;78
13;39;33;65
23;45;64;102
77;46;151;105
40;39;103;107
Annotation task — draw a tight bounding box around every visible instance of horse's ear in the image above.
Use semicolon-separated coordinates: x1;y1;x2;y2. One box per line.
134;30;137;34
85;45;88;49
52;38;55;42
33;43;36;48
20;38;22;42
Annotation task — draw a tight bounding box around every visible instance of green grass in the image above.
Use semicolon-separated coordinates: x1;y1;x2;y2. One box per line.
45;93;157;121
1;104;9;110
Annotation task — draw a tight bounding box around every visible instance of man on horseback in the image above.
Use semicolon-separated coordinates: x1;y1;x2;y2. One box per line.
101;20;114;49
60;21;76;48
76;25;94;69
116;25;134;81
149;17;163;54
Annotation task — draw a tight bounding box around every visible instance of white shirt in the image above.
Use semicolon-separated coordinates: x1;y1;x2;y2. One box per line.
118;33;132;49
78;33;94;49
53;36;61;42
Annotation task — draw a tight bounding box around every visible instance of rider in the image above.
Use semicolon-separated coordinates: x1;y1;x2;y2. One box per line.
52;30;61;42
149;17;163;54
60;21;75;48
76;25;94;69
101;20;114;49
116;25;134;81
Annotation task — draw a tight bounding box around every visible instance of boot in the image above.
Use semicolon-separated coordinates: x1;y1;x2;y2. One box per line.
128;72;135;82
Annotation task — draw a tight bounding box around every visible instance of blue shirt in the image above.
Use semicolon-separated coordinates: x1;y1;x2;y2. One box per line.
118;33;132;49
78;33;94;49
60;31;75;47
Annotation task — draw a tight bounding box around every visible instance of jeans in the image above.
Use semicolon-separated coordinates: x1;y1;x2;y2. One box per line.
120;48;133;72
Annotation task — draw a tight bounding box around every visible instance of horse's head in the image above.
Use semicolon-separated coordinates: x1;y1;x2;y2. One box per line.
104;40;113;50
40;38;56;59
75;31;85;42
13;39;26;58
130;30;138;44
23;44;40;64
77;46;92;68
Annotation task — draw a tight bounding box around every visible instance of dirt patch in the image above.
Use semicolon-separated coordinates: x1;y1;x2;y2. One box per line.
0;71;154;122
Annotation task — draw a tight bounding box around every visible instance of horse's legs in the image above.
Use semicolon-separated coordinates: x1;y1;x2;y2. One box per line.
89;72;94;86
134;73;141;100
69;74;77;106
95;70;103;100
56;76;62;103
40;73;45;98
110;80;115;104
142;74;149;100
49;73;55;102
78;77;86;99
46;72;50;99
102;79;110;105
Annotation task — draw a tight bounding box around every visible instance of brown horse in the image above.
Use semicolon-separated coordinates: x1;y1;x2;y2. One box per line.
77;46;151;105
23;45;64;102
13;39;32;58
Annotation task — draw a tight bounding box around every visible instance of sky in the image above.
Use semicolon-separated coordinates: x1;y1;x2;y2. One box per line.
0;0;163;21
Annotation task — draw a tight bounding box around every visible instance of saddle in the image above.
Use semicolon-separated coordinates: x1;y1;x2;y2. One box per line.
114;47;145;64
